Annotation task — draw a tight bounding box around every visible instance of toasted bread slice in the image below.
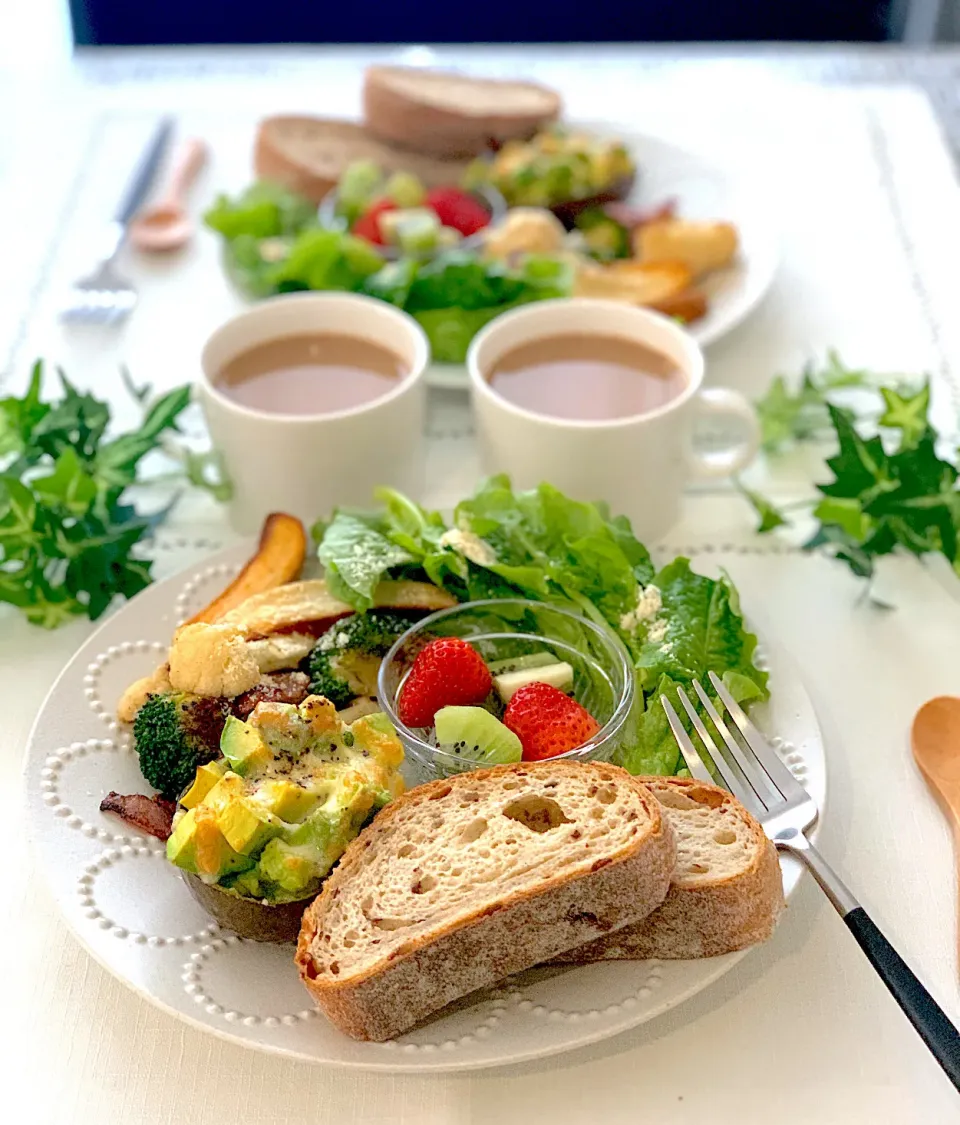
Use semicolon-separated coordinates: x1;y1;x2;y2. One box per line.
219;578;456;637
363;66;561;158
296;762;675;1041
254;116;473;204
554;776;783;962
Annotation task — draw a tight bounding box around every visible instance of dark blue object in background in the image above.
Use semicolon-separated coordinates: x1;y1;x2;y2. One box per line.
71;0;893;47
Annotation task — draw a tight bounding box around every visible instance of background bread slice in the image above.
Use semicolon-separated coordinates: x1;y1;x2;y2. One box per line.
363;66;562;158
254;117;473;204
553;776;783;962
296;762;675;1041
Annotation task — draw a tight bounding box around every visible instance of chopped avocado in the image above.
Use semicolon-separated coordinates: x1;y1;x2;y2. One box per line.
350;712;405;770
180;759;229;809
220;715;271;776
203;771;245;812
166;807;254;878
285;808;336;852
232;868;263;898
216;797;284;856
259;837;320;895
257;777;320;822
249;702;307;757
434;706;522;765
487;652;557;676
494;661;574;703
165;694;405;905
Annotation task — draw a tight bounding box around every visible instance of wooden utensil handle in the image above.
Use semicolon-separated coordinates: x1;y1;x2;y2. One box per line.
165;138;207;202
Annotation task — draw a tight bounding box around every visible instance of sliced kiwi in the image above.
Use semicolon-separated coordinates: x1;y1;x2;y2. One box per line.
494;660;574;703
434;705;522;765
486;652;557;676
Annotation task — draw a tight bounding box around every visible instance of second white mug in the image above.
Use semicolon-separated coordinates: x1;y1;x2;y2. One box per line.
466;298;760;543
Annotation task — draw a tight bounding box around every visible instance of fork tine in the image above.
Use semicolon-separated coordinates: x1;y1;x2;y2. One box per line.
691;680;782;808
675;688;767;818
660;697;714;785
707;671;808;802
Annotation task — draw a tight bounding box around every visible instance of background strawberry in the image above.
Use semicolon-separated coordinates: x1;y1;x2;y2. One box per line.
425;188;491;236
397;637;492;728
504;682;601;761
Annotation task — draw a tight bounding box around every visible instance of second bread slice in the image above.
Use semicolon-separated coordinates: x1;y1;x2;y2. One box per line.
554;776;784;962
296;761;675;1041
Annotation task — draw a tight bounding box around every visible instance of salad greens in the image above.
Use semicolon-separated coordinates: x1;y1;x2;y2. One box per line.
366;253;571;363
313;476;768;777
0;362;229;628
204;182;572;364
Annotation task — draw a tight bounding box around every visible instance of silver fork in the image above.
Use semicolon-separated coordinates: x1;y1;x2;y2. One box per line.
60;117;174;325
663;672;960;1091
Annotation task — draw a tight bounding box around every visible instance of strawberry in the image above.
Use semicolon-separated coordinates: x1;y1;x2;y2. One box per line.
504;682;601;761
426;188;491;237
397;637;492;728
352;198;397;245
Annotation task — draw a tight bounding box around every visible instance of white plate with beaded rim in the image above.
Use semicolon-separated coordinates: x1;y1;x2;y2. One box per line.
424;125;779;390
24;542;822;1073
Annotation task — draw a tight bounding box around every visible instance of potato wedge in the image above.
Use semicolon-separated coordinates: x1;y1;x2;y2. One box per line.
645;286;709;325
185;512;307;627
574;259;692;307
634;219;739;278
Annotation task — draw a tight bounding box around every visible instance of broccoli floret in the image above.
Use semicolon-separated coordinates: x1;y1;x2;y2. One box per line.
133;691;232;800
307;611;415;709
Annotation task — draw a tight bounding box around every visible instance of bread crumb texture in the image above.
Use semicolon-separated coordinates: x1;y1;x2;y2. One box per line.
654;782;760;885
309;763;653;980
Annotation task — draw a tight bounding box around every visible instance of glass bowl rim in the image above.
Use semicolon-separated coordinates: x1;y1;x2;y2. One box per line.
376;597;636;770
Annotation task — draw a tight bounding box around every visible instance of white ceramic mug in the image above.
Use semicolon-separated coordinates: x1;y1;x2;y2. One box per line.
467;298;760;543
198;292;430;534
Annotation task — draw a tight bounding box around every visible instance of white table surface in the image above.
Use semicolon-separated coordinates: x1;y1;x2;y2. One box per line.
5;45;960;1122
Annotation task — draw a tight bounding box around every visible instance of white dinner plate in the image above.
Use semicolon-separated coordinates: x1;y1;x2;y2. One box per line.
25;543;822;1073
425;126;779;390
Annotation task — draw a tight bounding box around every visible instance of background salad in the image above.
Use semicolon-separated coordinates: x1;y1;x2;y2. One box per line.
312;477;768;776
205;182;572;364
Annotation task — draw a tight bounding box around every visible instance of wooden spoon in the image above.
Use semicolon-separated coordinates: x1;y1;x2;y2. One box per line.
911;695;960;968
129;138;207;252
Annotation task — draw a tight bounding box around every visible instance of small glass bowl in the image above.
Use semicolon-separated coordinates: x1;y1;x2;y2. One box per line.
316;184;507;262
377;598;635;779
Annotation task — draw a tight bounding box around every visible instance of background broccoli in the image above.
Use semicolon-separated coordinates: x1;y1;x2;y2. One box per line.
134;691;232;800
308;610;416;709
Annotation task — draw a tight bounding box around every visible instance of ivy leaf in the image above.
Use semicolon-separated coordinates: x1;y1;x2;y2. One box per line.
878;382;931;447
754;351;876;453
0;361;227;628
94;385;192;492
818;404;894;502
735;481;788;534
32;449;98;517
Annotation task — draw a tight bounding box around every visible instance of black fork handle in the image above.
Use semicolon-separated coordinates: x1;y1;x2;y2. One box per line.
780;830;960;1091
844;907;960;1089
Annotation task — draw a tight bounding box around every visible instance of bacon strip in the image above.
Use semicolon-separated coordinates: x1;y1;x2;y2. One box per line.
100;792;177;841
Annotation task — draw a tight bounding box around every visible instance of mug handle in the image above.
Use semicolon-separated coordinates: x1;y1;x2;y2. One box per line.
688;387;761;480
